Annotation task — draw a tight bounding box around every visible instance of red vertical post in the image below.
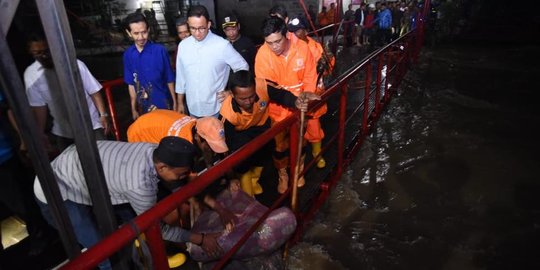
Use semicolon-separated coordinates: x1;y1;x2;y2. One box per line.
102;78;124;141
374;54;383;115
363;64;371;135
336;85;347;176
146;222;169;270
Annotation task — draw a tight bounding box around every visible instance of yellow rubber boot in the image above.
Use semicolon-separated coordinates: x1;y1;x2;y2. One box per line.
312;141;326;168
240;171;254;196
251;167;264;195
168;253;187;268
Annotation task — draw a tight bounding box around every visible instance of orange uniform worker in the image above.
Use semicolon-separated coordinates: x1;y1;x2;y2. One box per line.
127;109;238;232
220;70;320;195
255;16;317;191
288;15;336;169
127;109;228;167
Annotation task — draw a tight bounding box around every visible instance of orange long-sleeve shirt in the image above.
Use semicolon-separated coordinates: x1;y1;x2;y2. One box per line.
255;37;317;122
127;109;195;144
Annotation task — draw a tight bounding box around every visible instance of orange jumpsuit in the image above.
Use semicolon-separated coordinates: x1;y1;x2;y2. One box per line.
127;109;195;144
255;36;317;168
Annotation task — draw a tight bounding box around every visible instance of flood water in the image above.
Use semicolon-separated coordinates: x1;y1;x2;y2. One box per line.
288;41;540;269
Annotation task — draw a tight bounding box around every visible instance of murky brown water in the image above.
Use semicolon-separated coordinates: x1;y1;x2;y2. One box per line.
289;41;540;269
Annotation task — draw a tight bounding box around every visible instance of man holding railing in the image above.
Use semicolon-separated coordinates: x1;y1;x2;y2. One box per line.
255;16;318;194
220;70;320;196
33;137;223;269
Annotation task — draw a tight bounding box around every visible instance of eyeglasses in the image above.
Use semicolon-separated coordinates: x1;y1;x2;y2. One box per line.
189;26;207;33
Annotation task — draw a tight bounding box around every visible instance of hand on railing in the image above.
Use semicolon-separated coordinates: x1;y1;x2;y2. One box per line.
295;92;321;112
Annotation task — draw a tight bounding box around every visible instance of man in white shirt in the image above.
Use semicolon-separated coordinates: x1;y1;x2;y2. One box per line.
175;5;248;118
24;34;109;152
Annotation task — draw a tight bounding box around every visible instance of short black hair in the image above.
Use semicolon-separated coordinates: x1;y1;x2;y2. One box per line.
188;5;210;21
26;31;46;45
175;16;188;27
261;16;287;37
124;12;148;31
268;4;287;20
228;70;255;93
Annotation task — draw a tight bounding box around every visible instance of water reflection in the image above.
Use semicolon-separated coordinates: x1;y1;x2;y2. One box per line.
289;42;540;269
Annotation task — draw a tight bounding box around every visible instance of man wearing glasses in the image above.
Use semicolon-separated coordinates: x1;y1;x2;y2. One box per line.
175;5;248;118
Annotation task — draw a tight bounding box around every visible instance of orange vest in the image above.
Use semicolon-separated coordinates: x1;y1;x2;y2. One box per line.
220;78;271;131
255;37;317;122
127;109;196;144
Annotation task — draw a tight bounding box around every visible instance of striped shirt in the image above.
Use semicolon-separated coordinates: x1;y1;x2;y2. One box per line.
34;140;190;242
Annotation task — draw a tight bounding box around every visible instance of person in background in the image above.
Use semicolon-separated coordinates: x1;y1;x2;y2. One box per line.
172;17;191;70
354;3;368;46
175;5;248;118
0;90;54;256
268;4;290;23
34;137;223;269
318;6;329;28
221;14;256;71
24;33;109;153
255;17;317;193
327;2;337;25
344;4;356;47
373;1;393;46
123;12;176;120
220;71;320;196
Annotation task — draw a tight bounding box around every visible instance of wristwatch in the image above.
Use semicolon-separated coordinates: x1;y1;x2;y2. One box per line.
99;112;109;117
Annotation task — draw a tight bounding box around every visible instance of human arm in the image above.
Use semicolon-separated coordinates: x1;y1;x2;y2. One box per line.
176;93;185;114
267;84;320;112
168;82;177;111
204;195;238;233
128;85;139;120
224;42;249;72
31;106;51;151
89;91;110;135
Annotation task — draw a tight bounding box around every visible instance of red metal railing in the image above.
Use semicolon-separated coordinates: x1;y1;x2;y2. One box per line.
62;2;430;269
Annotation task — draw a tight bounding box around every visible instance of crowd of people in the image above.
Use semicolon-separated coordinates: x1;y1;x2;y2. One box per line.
315;1;422;48
0;3;341;269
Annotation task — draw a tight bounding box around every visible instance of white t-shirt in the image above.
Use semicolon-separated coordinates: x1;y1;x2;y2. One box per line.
24;59;103;138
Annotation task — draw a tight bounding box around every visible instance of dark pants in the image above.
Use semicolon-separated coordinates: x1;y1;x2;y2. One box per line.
226;121;274;174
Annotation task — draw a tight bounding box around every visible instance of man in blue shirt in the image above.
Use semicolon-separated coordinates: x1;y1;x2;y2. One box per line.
123;12;176;120
175;5;249;118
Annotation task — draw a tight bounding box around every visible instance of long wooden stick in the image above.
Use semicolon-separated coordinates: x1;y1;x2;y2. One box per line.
291;110;305;212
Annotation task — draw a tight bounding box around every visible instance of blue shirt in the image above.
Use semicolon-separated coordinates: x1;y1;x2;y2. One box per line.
123;42;175;113
175;31;249;117
0;91;13;164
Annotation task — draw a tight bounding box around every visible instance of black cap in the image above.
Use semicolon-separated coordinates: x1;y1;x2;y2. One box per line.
222;14;239;28
287;16;308;32
153;136;196;168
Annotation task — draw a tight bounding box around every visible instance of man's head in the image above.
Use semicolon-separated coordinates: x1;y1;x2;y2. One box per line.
124;12;149;50
269;4;288;23
228;70;257;113
175;17;190;41
27;33;53;69
187;5;211;42
261;16;289;57
330;3;336;9
222;14;241;42
288;16;309;42
153;136;195;182
194;117;228;154
348;4;353;10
